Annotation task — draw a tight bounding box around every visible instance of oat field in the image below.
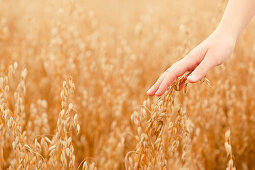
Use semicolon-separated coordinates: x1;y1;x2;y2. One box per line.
1;0;255;169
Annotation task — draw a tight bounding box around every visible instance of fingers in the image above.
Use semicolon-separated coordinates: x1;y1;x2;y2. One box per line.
146;71;167;96
155;57;196;96
147;63;178;96
147;46;206;96
187;51;216;83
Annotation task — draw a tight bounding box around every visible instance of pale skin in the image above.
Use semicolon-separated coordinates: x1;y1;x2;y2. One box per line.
147;0;255;96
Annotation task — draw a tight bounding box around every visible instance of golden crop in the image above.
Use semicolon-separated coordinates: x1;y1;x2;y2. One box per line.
0;0;255;169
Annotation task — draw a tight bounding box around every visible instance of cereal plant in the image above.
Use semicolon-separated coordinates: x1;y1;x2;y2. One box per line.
0;0;255;169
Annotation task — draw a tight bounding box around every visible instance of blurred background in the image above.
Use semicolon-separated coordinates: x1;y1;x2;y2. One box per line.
1;0;255;169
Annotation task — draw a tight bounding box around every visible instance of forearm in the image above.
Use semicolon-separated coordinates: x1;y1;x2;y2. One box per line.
216;0;255;41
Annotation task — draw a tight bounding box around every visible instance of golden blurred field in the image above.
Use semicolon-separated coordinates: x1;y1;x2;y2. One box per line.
1;0;255;169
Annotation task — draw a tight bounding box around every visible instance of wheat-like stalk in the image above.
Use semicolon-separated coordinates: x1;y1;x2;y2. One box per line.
1;0;255;169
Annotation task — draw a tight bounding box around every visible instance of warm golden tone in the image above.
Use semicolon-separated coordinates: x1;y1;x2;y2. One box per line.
0;0;255;169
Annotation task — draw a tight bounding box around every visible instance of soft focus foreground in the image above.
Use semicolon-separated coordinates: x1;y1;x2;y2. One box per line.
1;0;255;169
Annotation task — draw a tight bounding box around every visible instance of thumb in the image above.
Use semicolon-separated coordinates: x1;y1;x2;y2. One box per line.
187;53;216;83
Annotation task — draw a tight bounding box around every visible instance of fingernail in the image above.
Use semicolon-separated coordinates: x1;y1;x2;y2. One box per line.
187;75;197;82
147;88;152;94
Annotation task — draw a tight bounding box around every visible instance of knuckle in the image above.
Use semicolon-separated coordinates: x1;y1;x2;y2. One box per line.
186;47;199;58
168;62;179;71
212;57;222;66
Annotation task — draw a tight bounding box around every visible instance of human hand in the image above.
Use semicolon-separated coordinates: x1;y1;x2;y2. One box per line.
147;29;236;96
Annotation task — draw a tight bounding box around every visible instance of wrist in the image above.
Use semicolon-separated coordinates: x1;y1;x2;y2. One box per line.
215;20;241;43
213;25;238;45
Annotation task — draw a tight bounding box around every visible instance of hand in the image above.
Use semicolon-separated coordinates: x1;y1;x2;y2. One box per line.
147;29;236;96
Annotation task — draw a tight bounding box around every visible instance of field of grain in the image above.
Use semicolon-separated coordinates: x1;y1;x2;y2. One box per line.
1;0;255;169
